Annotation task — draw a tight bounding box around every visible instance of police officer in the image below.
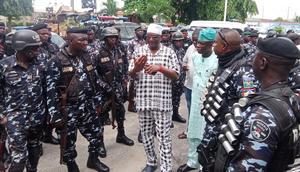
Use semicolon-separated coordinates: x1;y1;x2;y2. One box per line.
161;27;171;47
0;30;45;172
197;29;258;172
225;38;300;171
87;28;100;57
181;28;192;51
46;27;109;172
170;31;186;123
127;26;146;113
94;27;134;149
31;23;60;145
243;30;258;60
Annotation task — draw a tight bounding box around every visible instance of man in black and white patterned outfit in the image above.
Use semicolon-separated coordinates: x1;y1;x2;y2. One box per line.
129;23;180;172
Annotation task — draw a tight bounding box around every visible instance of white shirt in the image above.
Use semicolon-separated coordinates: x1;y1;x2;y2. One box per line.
183;44;198;89
129;44;180;111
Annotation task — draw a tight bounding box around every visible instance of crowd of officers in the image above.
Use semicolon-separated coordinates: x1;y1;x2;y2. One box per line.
0;19;299;172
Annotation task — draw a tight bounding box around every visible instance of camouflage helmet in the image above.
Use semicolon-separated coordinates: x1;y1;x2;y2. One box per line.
171;31;184;41
12;30;41;51
102;27;119;38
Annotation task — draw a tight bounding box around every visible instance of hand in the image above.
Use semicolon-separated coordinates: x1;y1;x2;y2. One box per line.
122;79;128;87
183;64;189;71
144;64;160;75
51;118;64;128
133;55;147;72
0;117;7;125
96;105;102;116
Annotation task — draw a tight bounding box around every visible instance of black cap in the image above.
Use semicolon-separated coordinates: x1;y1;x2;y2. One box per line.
31;23;48;31
67;27;89;34
257;37;300;59
287;33;300;41
181;28;188;32
0;22;5;27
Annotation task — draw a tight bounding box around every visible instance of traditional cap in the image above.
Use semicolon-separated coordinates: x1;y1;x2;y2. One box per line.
287;33;300;42
67;27;89;34
147;24;163;35
31;23;48;31
257;37;300;59
198;28;217;42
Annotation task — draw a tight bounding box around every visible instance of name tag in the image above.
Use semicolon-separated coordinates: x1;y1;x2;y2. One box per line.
100;57;110;63
62;67;73;72
86;65;93;71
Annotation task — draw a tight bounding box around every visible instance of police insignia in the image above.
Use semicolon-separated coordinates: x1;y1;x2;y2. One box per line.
86;65;93;71
62;67;73;72
250;119;271;142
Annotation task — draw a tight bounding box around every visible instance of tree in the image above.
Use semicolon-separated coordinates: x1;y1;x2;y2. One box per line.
295;16;300;23
0;0;33;30
103;0;117;16
171;0;258;24
124;0;176;23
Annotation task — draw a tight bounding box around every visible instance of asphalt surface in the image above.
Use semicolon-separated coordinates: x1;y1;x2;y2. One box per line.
39;98;193;172
36;96;300;172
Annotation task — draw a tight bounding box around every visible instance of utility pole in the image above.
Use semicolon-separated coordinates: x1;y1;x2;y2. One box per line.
223;0;228;21
71;0;74;11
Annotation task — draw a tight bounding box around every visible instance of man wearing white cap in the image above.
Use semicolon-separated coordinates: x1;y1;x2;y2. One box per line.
129;23;180;172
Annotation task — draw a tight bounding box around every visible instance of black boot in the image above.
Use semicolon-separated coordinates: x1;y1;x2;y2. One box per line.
87;152;109;172
138;130;143;143
116;121;134;146
9;162;25;172
26;145;42;172
172;107;186;123
99;140;107;158
67;161;80;172
42;126;59;145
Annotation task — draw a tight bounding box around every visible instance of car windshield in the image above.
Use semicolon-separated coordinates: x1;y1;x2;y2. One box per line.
114;23;139;41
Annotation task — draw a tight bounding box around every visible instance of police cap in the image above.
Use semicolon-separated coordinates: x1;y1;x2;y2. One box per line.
250;30;259;37
67;27;89;34
257;37;300;59
31;23;48;31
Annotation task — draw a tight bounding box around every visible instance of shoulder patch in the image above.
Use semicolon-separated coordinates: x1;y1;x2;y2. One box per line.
250;119;271;142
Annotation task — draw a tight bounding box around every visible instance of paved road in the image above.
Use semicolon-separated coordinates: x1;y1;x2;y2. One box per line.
39;98;193;172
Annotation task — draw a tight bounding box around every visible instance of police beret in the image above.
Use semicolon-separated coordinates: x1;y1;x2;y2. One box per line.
67;27;89;34
31;23;48;31
257;37;300;59
287;33;300;41
0;22;5;27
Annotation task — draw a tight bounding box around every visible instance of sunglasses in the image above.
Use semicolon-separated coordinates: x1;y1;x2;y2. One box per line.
218;29;229;47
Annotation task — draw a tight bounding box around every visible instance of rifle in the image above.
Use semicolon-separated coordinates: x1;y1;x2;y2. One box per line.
0;125;6;172
104;71;117;129
58;73;77;164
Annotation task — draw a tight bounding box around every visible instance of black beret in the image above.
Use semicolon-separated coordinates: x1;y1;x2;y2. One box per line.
287;33;300;41
0;22;5;27
257;37;300;59
67;27;89;34
31;23;48;31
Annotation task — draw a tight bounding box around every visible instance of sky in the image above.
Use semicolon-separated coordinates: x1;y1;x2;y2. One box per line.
33;0;300;20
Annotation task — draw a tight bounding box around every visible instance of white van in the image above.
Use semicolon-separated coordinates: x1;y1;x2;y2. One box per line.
189;20;246;33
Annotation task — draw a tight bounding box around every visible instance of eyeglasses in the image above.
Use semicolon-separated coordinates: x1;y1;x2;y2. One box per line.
218;29;229;47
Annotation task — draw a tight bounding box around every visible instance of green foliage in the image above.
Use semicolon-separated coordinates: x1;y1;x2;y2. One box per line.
294;16;300;23
274;26;284;34
0;0;33;30
103;0;117;16
171;0;258;24
274;17;285;22
124;0;176;23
